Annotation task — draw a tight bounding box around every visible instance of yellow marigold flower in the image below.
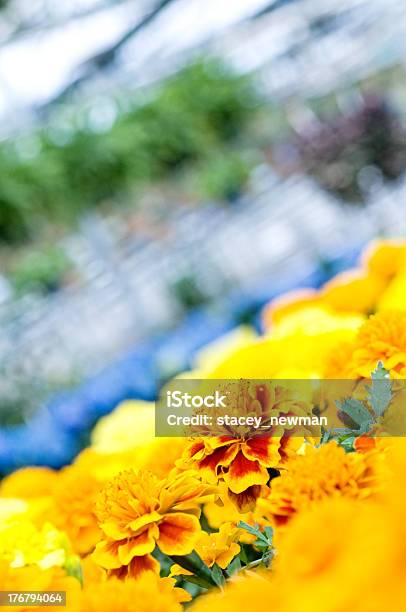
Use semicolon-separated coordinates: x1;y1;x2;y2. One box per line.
73;447;140;481
321;268;386;314
0;517;69;570
81;553;106;584
323;339;358;378
0;561;80;612
87;399;187;481
0;498;28;523
192;499;406;612
49;465;102;556
262;288;320;329
192;441;406;612
75;574;190;612
106;554;160;580
190;571;283;612
256;441;386;526
352;310;406;377
91;400;155;454
193;326;258;374
269;305;363;338
362;238;406;280
92;469;216;575
0;467;58;499
170;522;241;576
208;322;359;379
378;273;406;311
272;497;403;612
194;522;241;569
203;483;261;545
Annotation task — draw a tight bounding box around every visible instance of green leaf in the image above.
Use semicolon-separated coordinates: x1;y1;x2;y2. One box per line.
338;436;356;452
264;526;274;543
237;521;268;543
64;555;83;586
237;521;260;536
253;540;269;551
336;398;372;429
371;361;390;380
226;556;241;577
211;563;226;587
181;575;214;590
321;429;331;444
169;551;214;588
367;362;392;417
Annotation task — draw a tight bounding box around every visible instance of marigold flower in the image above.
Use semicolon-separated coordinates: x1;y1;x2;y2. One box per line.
191;440;406;612
262;288;320;328
378;273;406;311
323;339;358;378
208;322;360;379
170;522;241;576
91;401;155;454
352;310;406;377
193;326;258;373
180;382;317;511
321;269;386;313
75;574;190;612
268;305;363;338
203;483;263;544
84;399;188;481
362;238;406;280
0;467;58;499
0;517;70;570
256;441;386;525
50;466;102;556
92;469;216;575
0;498;28;523
271;496;406;612
0;561;80;612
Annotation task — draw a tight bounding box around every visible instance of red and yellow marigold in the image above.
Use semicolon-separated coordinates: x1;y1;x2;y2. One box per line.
179;382;318;510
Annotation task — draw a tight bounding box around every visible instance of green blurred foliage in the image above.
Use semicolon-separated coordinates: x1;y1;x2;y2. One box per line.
9;245;72;295
191;150;253;201
170;274;209;311
0;58;260;244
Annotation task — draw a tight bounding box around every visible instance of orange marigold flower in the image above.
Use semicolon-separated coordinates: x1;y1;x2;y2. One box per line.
51;466;102;556
323;339;358;378
170;522;241;576
351;310;406;377
92;470;216;575
256;441;386;526
75;574;190;612
180;382;316;511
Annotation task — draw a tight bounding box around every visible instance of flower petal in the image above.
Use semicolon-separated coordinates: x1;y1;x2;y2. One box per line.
242;437;282;467
223;451;269;494
157;512;201;555
92;539;125;570
118;526;158;564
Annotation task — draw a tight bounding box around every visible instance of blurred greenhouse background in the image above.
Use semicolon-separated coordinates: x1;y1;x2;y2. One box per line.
2;0;406;470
